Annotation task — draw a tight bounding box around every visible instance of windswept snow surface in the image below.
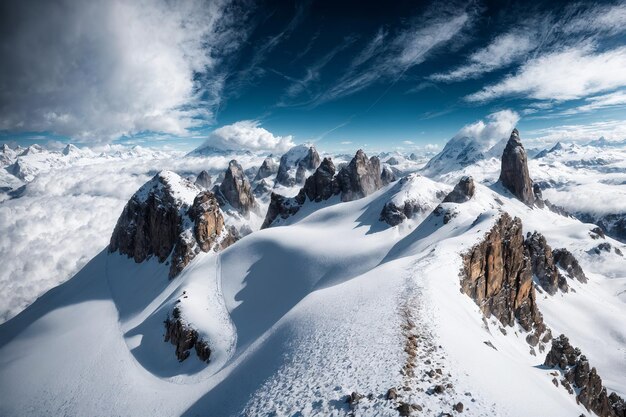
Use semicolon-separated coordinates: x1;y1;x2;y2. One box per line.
1;173;624;416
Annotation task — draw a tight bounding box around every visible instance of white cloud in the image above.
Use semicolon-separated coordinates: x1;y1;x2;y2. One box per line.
0;0;247;142
403;140;415;145
199;120;295;153
466;45;626;102
526;119;626;146
430;32;535;82
340;141;353;145
454;109;520;147
564;90;626;114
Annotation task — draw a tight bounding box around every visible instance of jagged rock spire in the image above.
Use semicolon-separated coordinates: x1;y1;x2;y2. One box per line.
218;160;257;217
499;128;534;205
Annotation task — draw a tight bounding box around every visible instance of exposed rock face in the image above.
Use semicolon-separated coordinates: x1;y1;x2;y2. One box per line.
545;335;626;417
532;183;545;208
276;145;321;187
302;157;338;202
110;172;188;273
261;192;305;229
336;150;382;202
553;248;588;283
461;213;547;341
194;170;212;189
255;156;278;181
217;160;257;217
164;308;211;362
263;150;387;228
443;176;475;203
525;232;568;295
110;171;232;278
380;165;396;186
577;212;626;243
499;129;535;206
188;192;224;252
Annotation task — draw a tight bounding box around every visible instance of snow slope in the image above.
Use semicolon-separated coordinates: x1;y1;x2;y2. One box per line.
1;169;624;416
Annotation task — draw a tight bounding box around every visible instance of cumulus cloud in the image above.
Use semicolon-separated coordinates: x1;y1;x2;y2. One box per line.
0;0;248;142
453;109;520;147
198;120;295;153
430;31;536;82
466;46;626;102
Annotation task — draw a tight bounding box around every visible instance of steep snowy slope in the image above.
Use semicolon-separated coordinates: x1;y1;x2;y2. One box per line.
1;157;624;417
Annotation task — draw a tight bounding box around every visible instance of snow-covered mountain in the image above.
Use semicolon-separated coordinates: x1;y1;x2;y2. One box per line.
0;130;624;417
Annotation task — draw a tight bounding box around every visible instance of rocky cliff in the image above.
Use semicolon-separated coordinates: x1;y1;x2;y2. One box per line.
499;129;535;206
255;156;278;181
336;150;382;202
217;160;257;217
443;176;475;203
525;232;568;295
461;213;548;345
109;171;233;278
545;335;626;417
263;151;385;228
194;170;212;190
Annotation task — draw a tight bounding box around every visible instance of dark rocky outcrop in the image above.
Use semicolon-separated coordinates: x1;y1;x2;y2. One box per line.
443;176;475;203
380;165;396;186
217;160;257;217
261;192;305;229
194;170;212;189
263;151;386;228
499;129;534;206
336;150;382;202
461;213;547;343
255;156;278;181
525;232;568;295
301;157;338;202
164;308;211;362
577;212;626;243
553;248;588;283
545;335;626;417
110;171;232;278
533;184;545;209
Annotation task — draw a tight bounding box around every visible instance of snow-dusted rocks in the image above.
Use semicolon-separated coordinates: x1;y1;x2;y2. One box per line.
553;248;588;283
525;232;568;295
499;129;535;206
336;149;382;202
164;307;211;362
216;160;257;217
379;174;448;226
545;335;626;417
109;171;231;278
255;156;278;181
275;145;320;187
380;165;397;186
461;213;548;345
442;176;475;203
194;170;212;190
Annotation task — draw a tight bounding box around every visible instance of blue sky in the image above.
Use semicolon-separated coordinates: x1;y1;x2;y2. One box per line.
2;0;626;152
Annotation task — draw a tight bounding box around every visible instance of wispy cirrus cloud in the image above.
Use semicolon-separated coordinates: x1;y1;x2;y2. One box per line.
430;31;536;82
0;0;251;143
527;119;626;145
278;4;473;108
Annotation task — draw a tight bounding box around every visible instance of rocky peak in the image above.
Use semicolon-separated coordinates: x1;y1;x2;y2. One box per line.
443;176;475;203
545;335;626;417
499;129;535;206
62;144;79;156
552;248;588;283
194;170;212;190
380;165;396;186
255;156;278;181
524;232;568;295
302;157;338;202
109;171;233;278
217;160;257;217
461;213;548;345
275;145;321;187
336;150;382;202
